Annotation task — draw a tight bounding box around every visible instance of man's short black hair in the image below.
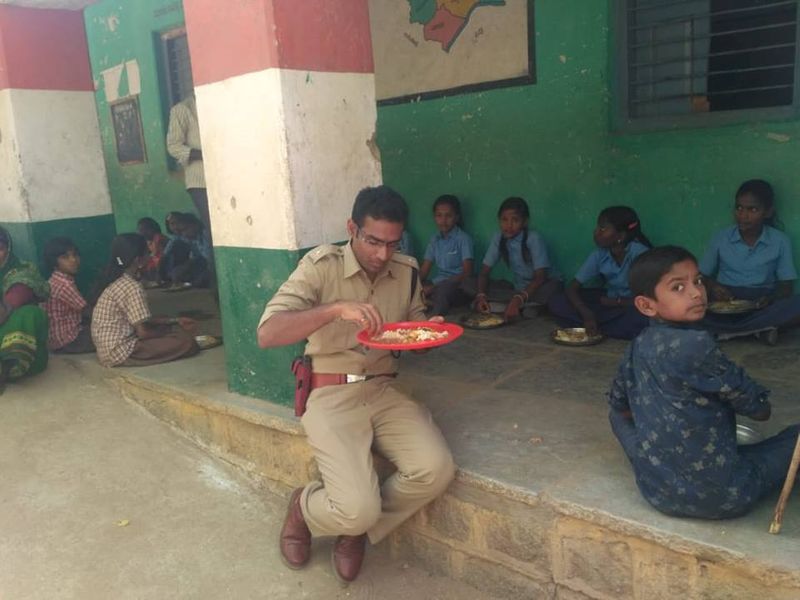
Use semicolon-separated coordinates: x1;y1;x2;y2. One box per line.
351;185;408;228
629;245;698;298
43;236;78;271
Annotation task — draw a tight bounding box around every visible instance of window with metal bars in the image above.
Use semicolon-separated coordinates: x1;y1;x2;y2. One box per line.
160;28;194;109
617;0;800;126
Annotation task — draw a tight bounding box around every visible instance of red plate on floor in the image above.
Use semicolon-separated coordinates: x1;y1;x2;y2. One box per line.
357;321;464;351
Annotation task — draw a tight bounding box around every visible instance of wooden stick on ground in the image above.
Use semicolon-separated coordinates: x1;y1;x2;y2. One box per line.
769;432;800;534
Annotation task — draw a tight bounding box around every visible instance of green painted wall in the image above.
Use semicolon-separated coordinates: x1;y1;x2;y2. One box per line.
84;0;195;236
2;215;116;296
377;0;800;280
215;247;304;405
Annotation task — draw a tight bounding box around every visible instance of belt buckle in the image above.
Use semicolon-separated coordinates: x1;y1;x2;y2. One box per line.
346;374;367;383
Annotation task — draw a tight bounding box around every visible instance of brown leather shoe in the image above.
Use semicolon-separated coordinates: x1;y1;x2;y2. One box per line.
279;487;311;569
331;534;367;583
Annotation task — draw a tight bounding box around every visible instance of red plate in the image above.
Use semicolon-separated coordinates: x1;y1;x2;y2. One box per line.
357;321;464;350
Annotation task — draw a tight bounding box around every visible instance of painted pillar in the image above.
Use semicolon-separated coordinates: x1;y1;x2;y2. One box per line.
184;0;381;403
0;5;115;292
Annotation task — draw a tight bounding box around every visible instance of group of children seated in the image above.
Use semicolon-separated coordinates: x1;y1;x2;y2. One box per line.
2;178;797;521
406;178;800;520
0;211;215;392
413;179;800;345
137;212;213;288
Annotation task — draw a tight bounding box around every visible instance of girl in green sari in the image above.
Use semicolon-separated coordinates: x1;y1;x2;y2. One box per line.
0;227;50;393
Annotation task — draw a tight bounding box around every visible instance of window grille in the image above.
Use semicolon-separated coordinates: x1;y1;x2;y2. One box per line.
161;29;194;108
623;0;799;120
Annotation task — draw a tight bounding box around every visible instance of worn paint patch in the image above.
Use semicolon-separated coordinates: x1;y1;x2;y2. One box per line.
766;132;791;143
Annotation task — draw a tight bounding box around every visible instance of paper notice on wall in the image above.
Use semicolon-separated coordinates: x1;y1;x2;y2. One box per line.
100;63;125;103
125;60;141;96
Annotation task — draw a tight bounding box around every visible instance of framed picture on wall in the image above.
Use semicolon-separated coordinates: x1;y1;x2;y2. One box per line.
369;0;536;105
110;96;147;165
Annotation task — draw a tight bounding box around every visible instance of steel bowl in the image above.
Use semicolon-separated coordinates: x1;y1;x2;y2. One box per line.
736;424;764;445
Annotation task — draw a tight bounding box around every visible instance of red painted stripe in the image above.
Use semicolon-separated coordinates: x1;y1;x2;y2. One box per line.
271;0;374;74
0;6;93;92
186;0;373;87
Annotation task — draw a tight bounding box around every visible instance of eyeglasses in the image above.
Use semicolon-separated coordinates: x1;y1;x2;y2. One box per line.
356;227;402;251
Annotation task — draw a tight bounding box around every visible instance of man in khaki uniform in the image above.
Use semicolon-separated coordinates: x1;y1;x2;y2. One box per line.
257;186;455;583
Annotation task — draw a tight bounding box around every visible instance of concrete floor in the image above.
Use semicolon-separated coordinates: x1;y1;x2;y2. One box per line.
0;354;497;599
139;288;800;574
7;286;798;597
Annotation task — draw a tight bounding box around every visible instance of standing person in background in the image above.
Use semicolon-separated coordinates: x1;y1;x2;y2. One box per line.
166;93;216;289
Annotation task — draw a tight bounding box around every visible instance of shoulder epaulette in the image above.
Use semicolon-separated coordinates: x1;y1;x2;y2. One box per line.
391;253;419;269
305;244;342;264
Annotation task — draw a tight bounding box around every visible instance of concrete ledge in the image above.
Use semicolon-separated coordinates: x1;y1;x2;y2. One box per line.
105;362;800;600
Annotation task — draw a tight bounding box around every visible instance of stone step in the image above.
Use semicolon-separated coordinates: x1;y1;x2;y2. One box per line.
109;366;800;600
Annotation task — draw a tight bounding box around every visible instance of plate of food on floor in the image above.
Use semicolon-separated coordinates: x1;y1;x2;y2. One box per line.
357;321;463;351
163;281;192;293
550;327;605;347
706;299;759;315
195;335;223;350
459;311;506;330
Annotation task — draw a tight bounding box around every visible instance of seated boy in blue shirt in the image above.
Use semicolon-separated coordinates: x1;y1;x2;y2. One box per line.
608;245;799;518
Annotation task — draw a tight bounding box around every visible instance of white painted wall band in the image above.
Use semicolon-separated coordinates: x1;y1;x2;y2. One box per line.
196;68;381;251
0;88;112;223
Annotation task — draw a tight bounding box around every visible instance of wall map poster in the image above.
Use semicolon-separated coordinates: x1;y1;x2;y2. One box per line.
369;0;534;104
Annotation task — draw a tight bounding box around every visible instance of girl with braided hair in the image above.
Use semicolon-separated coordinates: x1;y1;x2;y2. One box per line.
548;206;652;340
475;197;559;322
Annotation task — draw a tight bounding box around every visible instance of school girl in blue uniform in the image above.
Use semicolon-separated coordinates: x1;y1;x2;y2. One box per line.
419;195;474;316
699;179;800;342
474;197;559;322
548;206;652;339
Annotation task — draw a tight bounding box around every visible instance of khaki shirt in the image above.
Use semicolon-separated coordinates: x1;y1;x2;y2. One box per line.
259;242;426;374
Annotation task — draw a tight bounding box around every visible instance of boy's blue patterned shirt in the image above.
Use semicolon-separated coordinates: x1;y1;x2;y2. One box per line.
608;321;771;516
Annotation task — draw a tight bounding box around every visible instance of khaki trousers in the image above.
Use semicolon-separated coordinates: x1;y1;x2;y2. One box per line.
299;377;455;544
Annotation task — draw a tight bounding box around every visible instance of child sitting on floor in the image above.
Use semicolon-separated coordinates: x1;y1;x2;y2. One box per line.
474;197;560;321
548;206;652;340
608;245;800;519
137;217;168;282
419;194;474;316
163;213;211;288
42;237;94;354
699;179;800;343
91;233;199;367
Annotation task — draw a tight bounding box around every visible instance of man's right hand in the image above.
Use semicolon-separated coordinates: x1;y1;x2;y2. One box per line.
337;302;383;336
579;310;599;336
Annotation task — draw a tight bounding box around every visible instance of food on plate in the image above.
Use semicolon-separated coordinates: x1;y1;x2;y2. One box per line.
195;335;222;350
707;299;757;313
372;327;449;344
553;328;590;343
462;313;505;328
